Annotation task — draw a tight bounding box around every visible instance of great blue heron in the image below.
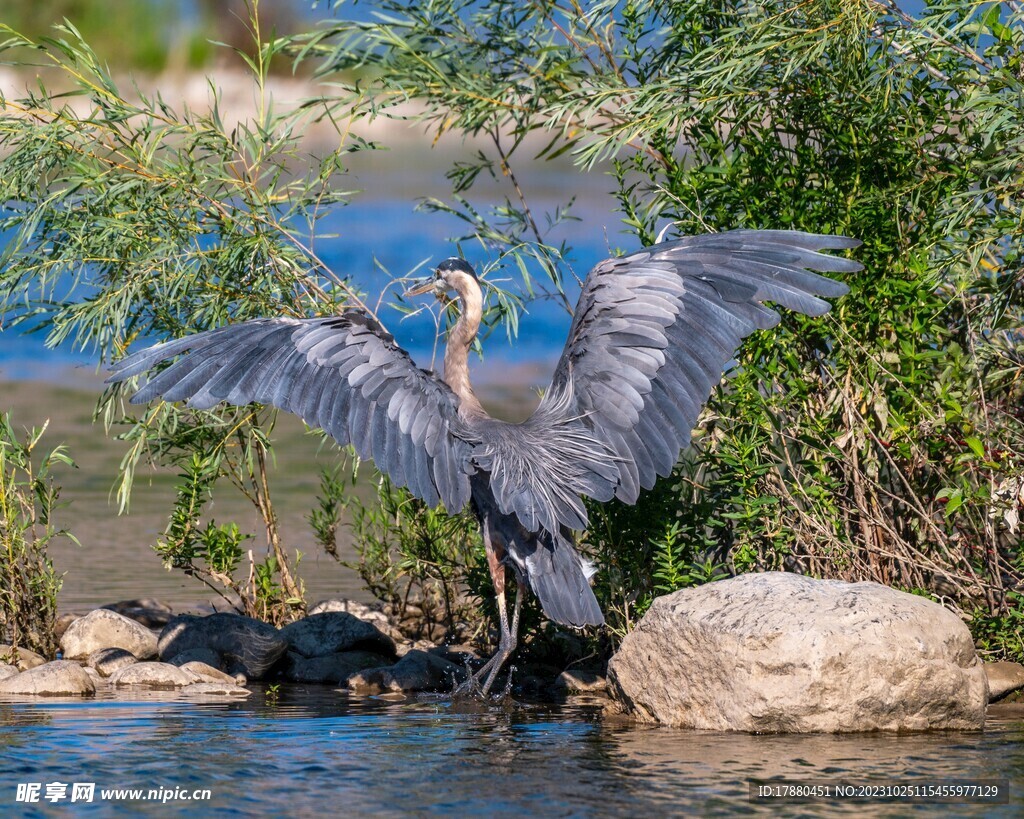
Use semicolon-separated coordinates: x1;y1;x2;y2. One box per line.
107;229;858;694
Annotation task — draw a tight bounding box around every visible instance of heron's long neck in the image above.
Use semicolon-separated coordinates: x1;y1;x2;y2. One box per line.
444;272;485;418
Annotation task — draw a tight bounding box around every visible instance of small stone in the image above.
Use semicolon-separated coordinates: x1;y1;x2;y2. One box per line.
166;647;222;669
284;650;392;684
60;609;158;660
109;662;198;689
554;669;608;695
82;667;106;688
181;682;252;697
308;599;404;640
87;647;139;677
0;661;95;696
395;638;438;658
0;644;47;671
178;661;239;686
986;662;1024;702
102;598;175;629
347;649;465;694
280;612;396;659
0;664;20;681
159;613;288;680
345;667;389;695
430;643;481;663
55;613;82;640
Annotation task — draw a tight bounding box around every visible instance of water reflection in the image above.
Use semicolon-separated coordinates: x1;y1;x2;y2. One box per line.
1;689;1020;816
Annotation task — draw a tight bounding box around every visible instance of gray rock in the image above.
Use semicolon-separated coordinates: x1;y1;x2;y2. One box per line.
87;647;139;677
0;664;18;681
166;647;222;669
554;669;608;695
347;649;465;694
608;572;988;732
308;599;404;640
60;609;158;660
284;650;393;684
0;644;47;670
55;613;82;640
280;612;396;659
159;613;288;679
985;661;1024;701
109;662;198;689
82;667;105;688
102;598;175;629
178;661;240;686
0;660;95;696
429;643;481;663
181;682;251;697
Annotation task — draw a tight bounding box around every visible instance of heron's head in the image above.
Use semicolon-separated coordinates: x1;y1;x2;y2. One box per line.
404;257;478;300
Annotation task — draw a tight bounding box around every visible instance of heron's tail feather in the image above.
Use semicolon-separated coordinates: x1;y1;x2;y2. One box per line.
519;531;604;628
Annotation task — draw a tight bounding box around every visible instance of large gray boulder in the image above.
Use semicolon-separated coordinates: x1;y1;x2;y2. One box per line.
280;612;396;659
607;572;988;732
0;661;95;696
165;647;222;669
60;609;158;660
158;613;288;679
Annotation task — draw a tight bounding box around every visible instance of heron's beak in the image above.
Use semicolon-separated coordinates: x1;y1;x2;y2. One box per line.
404;277;435;297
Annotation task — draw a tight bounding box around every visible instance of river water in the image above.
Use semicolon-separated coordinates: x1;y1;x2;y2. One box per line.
0;688;1021;817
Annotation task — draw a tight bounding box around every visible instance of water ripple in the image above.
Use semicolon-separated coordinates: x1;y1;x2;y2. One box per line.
1;689;1020;817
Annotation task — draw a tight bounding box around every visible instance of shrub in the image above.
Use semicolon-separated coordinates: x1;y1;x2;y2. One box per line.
0;414;75;659
306;0;1024;652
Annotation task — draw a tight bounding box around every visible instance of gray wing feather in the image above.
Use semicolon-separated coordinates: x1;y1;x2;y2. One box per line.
107;313;472;513
499;229;860;528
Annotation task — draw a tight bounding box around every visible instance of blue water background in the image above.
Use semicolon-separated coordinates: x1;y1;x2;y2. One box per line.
0;183;625;387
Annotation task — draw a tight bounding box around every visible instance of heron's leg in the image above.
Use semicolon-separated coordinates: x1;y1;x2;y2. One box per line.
479;579;527;696
456;521;513;695
510;580;524;643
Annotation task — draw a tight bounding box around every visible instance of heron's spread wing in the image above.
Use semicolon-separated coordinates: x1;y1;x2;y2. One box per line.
107;313;472;512
484;229;859;531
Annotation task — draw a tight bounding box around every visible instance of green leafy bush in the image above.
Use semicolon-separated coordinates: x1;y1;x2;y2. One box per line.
0;415;75;659
305;0;1024;653
313;464;486;641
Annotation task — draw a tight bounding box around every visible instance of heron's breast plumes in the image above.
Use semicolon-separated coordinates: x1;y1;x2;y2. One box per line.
468;386;619;534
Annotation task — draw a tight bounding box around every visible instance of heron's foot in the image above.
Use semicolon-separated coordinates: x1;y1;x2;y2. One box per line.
453;635;518;698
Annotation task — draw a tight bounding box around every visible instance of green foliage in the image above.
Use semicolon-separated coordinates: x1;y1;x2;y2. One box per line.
304;0;1024;653
0;414;75;659
307;464;351;561
334;467;485;640
971;592;1024;664
0;4;558;631
151;436;305;623
0;8;360;623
